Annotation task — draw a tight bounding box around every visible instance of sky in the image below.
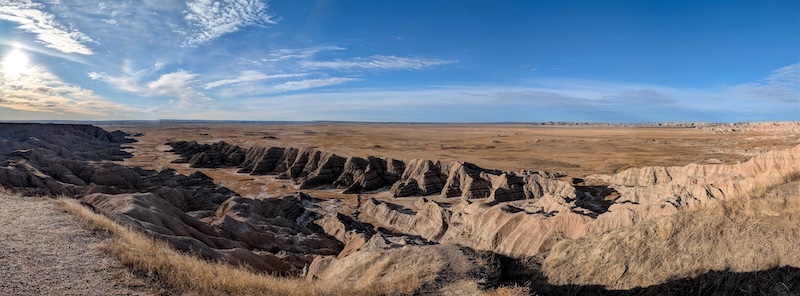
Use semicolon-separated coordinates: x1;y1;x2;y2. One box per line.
0;0;798;123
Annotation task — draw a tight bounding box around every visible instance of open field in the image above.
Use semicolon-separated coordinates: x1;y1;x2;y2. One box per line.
103;122;800;197
2;122;799;295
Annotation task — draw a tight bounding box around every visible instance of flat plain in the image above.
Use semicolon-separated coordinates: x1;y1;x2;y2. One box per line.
104;122;800;198
2;121;799;295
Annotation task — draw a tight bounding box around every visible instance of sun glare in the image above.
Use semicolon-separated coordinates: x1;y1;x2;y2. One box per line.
2;48;30;79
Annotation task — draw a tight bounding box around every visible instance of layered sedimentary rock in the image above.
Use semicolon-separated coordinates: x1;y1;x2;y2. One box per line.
6;123;800;292
355;194;638;258
167;141;246;168
84;192;342;273
304;144;800;260
587;145;800;209
0;124;341;274
0;123;134;162
166;141;579;203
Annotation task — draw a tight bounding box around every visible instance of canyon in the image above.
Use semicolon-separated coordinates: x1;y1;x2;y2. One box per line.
1;121;798;294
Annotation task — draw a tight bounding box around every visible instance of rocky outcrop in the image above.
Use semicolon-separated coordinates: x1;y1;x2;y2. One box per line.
356;195;631;258
329;146;800;259
0;123;134;162
0;124;350;274
81;193;332;274
333;156;405;193
203;194;342;257
167;141;246;168
587;145;800;208
237;146;288;175
7;123;800;292
0;124;145;196
166;141;579;202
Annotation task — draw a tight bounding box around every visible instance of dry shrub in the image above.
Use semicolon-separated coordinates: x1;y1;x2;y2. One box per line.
483;285;532;296
0;185;20;196
542;171;800;290
58;198;421;296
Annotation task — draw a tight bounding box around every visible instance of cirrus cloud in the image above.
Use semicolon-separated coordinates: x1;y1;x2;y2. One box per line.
0;0;94;55
301;55;457;71
184;0;277;46
203;71;307;89
728;63;799;102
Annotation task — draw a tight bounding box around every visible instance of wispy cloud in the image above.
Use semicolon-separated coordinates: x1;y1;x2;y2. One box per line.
301;55;457;70
184;0;276;46
728;63;799;102
90;69;209;107
0;63;136;116
261;46;346;62
0;0;94;55
217;77;360;96
222;65;799;122
42;0;188;52
267;77;360;92
203;71;306;89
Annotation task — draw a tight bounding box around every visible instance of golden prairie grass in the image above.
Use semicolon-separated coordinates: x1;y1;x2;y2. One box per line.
117;123;800;193
542;170;800;291
0;185;20;196
483;285;532;296
57;198;421;296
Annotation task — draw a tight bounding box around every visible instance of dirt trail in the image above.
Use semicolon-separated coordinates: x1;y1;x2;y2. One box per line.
0;194;152;296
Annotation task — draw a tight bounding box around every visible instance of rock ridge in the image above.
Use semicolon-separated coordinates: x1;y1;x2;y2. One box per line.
166;141;577;203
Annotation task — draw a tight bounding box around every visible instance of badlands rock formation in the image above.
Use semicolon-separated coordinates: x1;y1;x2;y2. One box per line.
167;141;580;202
3;123;799;293
166;140;800;260
587;144;800;209
0;124;342;273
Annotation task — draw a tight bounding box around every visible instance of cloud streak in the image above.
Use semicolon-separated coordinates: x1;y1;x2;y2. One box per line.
204;71;306;89
261;46;346;62
217;77;360;96
0;0;94;55
223;64;799;122
301;55;457;71
184;0;276;46
728;63;799;102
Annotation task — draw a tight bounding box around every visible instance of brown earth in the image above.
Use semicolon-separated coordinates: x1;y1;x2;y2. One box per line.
0;192;156;295
102;122;800;198
2;121;798;294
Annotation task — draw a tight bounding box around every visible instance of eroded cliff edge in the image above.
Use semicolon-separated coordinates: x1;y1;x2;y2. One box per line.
2;123;799;293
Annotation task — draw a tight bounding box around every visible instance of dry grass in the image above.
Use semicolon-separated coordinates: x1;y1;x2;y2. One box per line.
483;285;532;296
57;198;421;296
542;170;800;291
0;185;20;196
106;123;800;197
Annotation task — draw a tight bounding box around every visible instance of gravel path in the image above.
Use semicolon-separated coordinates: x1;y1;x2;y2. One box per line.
0;194;153;296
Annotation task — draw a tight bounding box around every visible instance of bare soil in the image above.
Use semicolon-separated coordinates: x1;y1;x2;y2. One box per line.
103;123;800;198
0;194;155;296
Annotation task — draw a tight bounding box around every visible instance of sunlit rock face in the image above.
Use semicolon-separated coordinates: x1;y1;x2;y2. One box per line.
164;139;800;260
165;140;582;203
3;123;800;292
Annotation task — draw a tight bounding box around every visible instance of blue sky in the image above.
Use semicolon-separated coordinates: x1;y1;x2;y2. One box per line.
0;0;797;122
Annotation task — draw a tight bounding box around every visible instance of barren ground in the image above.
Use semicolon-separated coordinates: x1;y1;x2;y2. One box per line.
103;123;800;198
0;194;154;296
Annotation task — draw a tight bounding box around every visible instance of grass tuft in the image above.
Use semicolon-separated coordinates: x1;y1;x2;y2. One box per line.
483;285;532;296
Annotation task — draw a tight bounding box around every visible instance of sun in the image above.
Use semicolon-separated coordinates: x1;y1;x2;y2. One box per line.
2;48;30;79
